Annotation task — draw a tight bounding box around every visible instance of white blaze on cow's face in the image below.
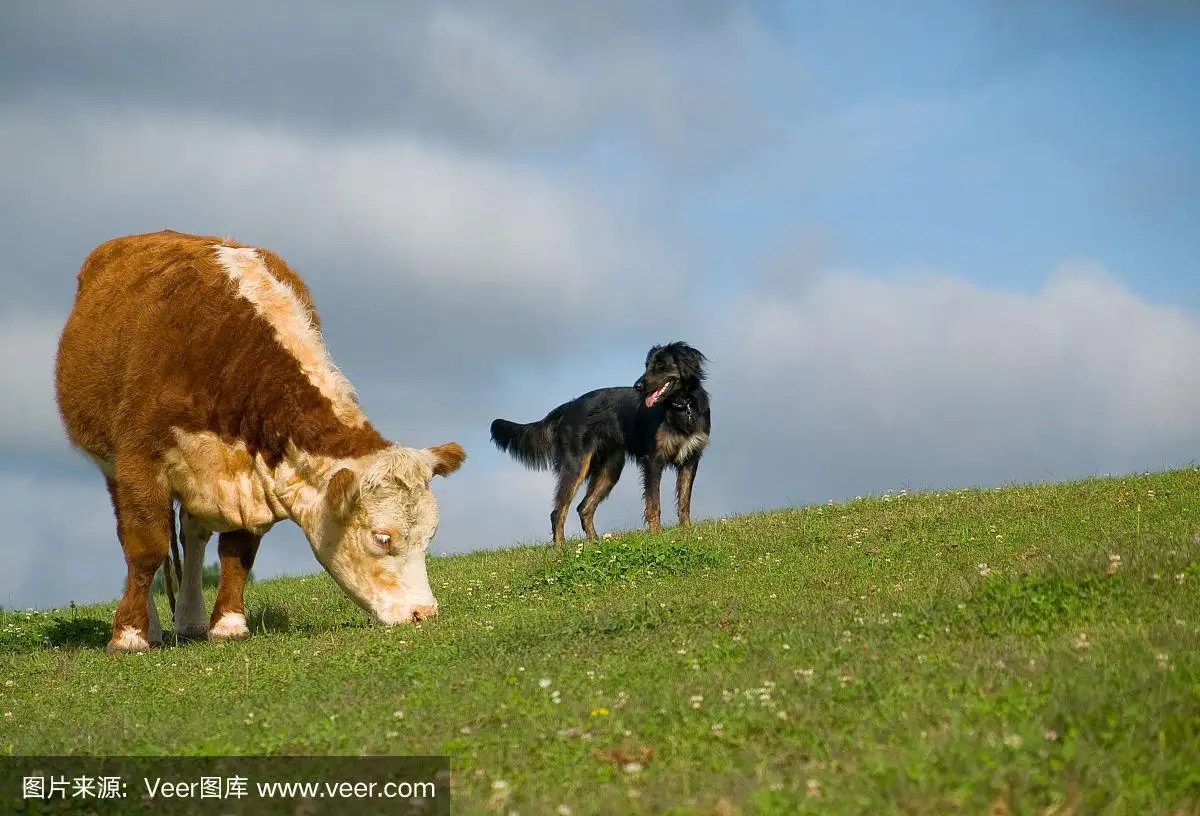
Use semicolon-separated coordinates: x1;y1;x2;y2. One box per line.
309;443;466;624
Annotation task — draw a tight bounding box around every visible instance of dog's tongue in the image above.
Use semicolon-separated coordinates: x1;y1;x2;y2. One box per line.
645;383;669;407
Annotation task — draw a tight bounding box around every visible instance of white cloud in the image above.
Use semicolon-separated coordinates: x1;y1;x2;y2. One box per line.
700;261;1200;509
2;107;625;293
0;104;683;336
0;2;774;162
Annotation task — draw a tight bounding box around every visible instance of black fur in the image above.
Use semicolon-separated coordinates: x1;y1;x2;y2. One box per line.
490;341;712;544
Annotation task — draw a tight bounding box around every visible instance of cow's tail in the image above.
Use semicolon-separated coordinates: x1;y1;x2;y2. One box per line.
162;500;183;618
490;415;560;471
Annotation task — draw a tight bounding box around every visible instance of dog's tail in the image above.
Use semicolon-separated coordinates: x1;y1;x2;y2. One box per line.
490;415;558;471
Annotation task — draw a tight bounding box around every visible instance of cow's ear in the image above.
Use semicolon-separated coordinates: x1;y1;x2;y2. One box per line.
325;468;360;523
423;443;467;478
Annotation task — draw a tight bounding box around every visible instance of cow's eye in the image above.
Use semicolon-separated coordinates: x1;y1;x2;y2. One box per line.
372;532;392;549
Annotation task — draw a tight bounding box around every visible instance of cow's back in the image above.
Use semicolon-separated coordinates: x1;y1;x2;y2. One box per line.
54;230;322;465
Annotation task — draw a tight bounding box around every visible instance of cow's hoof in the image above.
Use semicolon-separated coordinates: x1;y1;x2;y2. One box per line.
106;627;153;654
209;612;250;641
175;626;210;643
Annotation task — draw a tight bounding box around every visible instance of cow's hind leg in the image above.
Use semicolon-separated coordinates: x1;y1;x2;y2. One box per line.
105;476;164;649
106;459;172;654
209;530;262;641
174;509;213;641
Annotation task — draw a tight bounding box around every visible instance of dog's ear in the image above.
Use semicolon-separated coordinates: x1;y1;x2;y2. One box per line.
671;343;708;382
644;344;664;368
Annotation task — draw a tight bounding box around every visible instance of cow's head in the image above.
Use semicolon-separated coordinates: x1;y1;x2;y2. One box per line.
308;442;466;625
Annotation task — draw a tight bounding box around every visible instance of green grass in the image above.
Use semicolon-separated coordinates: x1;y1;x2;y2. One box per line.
3;468;1200;814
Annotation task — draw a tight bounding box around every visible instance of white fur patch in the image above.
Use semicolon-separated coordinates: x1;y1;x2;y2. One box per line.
164;430;281;535
214;244;366;428
674;432;710;465
360;445;437;493
210;612;249;640
110;626;150;652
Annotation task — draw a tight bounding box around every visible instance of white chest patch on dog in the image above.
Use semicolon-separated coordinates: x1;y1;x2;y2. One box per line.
673;432;710;464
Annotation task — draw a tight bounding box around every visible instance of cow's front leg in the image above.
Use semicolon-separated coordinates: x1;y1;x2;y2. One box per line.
174;509;213;641
107;459;172;654
209;530;262;641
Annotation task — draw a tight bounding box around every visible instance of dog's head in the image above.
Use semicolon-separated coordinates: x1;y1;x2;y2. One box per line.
633;341;707;408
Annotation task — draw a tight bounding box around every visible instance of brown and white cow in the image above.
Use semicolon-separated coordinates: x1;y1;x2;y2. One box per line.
54;230;466;653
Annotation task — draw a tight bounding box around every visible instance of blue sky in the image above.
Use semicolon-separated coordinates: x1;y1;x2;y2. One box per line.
671;2;1200;307
0;1;1198;609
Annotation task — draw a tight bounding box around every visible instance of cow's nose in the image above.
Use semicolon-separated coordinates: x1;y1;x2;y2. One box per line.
412;603;438;621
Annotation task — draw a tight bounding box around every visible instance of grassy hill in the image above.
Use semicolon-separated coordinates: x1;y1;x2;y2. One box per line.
2;468;1199;815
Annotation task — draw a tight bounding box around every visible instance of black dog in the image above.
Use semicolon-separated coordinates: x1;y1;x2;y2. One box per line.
490;342;711;544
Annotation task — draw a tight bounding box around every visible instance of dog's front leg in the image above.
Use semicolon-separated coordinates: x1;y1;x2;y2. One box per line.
675;455;701;528
641;459;664;534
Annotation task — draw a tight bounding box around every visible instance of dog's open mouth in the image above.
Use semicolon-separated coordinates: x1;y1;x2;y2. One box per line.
644;379;672;408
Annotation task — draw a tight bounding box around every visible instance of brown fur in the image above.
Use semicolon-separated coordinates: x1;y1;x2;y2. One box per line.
55;230;462;652
57;230;389;471
325;467;359;523
427;442;468;477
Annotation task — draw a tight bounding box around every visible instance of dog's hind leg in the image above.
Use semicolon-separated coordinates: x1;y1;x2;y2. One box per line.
577;451;624;543
641;458;665;534
551;450;593;545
